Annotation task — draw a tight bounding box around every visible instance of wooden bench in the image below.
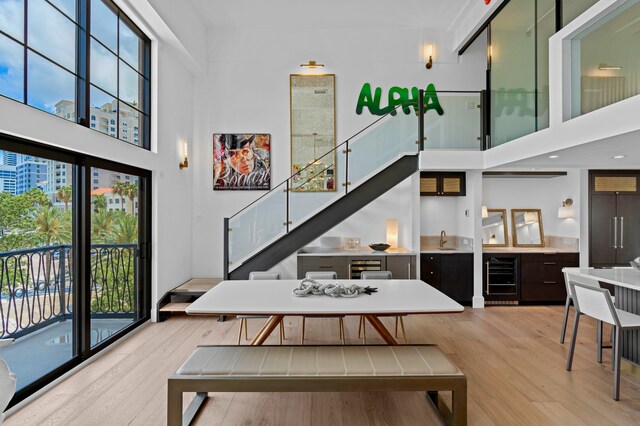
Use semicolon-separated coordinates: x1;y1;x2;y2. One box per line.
168;345;467;426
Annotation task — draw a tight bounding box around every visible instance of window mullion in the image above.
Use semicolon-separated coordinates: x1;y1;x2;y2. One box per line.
76;0;89;127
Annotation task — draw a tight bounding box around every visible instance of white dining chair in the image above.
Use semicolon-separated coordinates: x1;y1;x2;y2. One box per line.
561;269;618;363
566;281;640;400
359;271;407;343
0;339;16;424
301;271;344;344
237;271;284;345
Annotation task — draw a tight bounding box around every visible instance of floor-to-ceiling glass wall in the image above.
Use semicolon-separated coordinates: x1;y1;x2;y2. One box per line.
89;167;142;347
487;0;608;148
490;0;536;147
0;138;151;408
0;149;75;393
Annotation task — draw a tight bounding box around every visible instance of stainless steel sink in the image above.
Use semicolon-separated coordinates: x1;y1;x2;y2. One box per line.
438;247;457;251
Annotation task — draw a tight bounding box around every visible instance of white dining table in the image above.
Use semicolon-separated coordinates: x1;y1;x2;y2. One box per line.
562;267;640;290
186;279;464;345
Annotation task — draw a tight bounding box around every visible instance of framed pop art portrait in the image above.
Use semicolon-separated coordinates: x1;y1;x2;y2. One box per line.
213;134;271;190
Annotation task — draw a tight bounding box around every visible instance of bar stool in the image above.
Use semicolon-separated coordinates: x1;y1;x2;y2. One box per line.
237;271;284;345
566;280;640;400
301;271;344;344
359;271;407;343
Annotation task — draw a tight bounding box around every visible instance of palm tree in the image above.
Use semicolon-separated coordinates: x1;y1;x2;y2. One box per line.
56;186;72;211
112;182;127;212
92;194;108;212
92;209;114;243
109;211;138;243
113;182;138;215
125;182;138;215
34;205;71;246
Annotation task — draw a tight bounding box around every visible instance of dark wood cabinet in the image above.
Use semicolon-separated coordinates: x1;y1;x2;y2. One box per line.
420;172;466;196
420;253;473;304
421;254;441;290
590;171;640;267
520;253;578;303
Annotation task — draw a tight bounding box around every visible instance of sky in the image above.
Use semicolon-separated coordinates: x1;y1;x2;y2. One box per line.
0;0;142;114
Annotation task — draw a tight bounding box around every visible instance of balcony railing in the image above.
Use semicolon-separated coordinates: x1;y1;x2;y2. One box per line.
0;244;136;339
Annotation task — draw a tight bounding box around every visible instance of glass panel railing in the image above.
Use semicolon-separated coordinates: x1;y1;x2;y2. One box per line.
570;0;640;119
289;147;345;229
490;90;536;147
225;90;484;272
424;92;482;150
228;179;287;267
348;109;417;188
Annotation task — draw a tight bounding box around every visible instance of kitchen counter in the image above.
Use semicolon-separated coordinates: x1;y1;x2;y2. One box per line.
297;247;416;256
483;247;578;254
421;248;474;254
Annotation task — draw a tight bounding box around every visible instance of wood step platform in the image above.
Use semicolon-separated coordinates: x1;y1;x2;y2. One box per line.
157;278;223;321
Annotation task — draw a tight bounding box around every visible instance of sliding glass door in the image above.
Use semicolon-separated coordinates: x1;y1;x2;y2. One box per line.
0;150;76;393
0;135;151;407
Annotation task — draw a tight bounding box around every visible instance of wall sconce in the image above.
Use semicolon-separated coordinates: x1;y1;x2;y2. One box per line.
481;203;489;218
300;60;324;69
425;44;433;69
179;140;189;170
386;219;398;248
558;198;574;219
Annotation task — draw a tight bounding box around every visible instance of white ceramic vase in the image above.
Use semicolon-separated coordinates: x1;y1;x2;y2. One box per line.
0;339;16;424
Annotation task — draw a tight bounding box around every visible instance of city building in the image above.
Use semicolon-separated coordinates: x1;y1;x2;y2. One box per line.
14;155;47;195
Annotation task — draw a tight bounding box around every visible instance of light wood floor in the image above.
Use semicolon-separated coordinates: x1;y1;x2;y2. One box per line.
6;306;640;425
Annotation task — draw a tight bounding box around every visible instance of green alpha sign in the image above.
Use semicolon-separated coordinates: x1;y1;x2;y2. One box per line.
356;83;444;116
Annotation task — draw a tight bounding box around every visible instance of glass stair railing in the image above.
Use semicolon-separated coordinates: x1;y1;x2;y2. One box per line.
224;90;484;277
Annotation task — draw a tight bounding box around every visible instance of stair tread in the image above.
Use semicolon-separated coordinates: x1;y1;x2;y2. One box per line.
159;302;192;312
172;278;223;294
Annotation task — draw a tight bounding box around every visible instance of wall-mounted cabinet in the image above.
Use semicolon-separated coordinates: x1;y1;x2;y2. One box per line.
420;172;466;196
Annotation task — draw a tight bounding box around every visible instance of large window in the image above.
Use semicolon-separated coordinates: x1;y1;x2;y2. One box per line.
0;134;151;409
571;0;640;118
0;0;150;149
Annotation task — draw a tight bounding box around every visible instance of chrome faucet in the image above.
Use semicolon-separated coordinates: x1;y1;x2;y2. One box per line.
440;230;447;248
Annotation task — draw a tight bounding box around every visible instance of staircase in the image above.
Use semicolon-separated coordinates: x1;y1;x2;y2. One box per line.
226;154;418;279
224;90;484;279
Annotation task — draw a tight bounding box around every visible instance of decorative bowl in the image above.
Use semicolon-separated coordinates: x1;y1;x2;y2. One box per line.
369;243;391;252
631;257;640;272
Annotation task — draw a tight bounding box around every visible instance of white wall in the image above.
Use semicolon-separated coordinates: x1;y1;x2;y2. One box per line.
192;27;487;278
482;171;581;240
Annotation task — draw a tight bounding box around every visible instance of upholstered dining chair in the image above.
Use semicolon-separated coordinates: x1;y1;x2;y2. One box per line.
566;281;640;400
237;271;284;345
359;271;407;343
0;339;16;424
301;271;344;344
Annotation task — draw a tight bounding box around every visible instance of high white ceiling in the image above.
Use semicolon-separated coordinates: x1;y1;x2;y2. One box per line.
190;0;474;30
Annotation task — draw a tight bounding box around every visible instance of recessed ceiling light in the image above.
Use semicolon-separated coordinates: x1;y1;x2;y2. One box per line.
612;155;626;159
549;155;559;159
